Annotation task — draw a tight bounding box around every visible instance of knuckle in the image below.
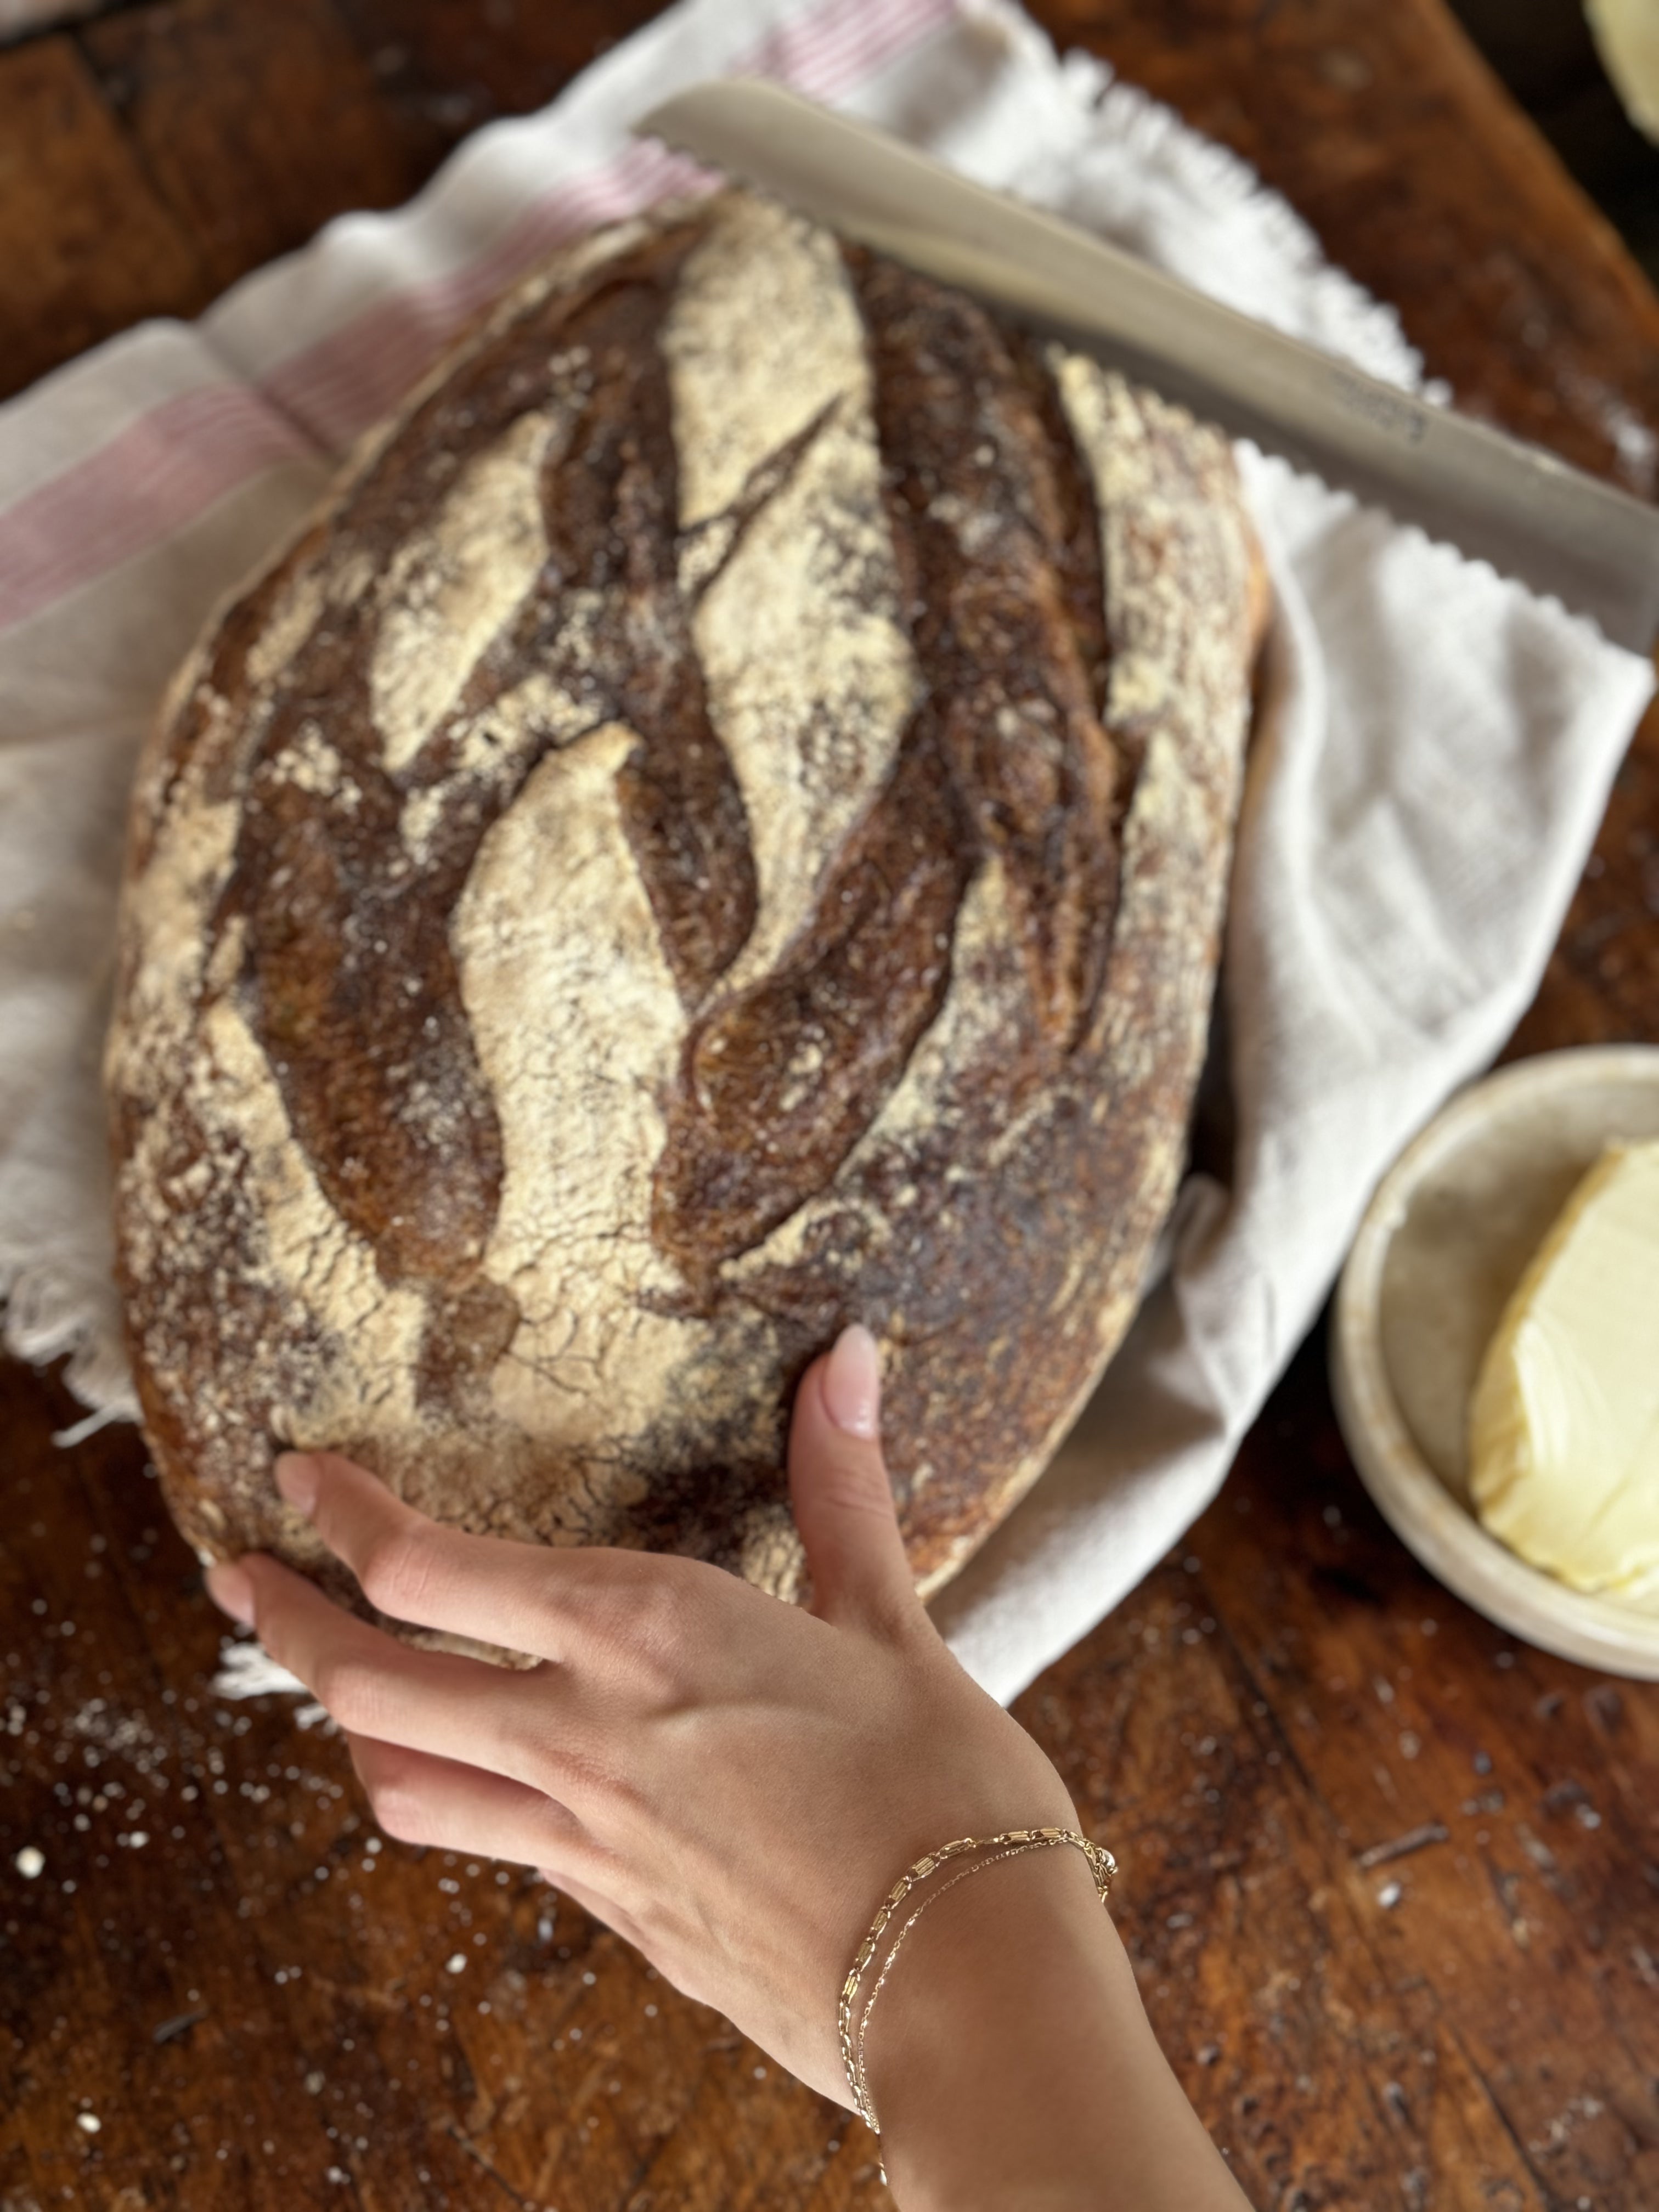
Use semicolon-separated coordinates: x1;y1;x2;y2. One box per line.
569;1758;650;1840
518;1718;639;1823
588;1752;651;1823
615;1572;705;1699
490;1689;555;1779
357;1526;435;1621
489;1684;594;1800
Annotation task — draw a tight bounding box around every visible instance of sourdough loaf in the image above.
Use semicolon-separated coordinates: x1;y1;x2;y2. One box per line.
106;188;1267;1630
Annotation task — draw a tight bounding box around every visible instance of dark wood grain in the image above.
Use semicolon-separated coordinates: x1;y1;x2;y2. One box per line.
331;0;670;169
1506;729;1659;1061
2;3;1658;2209
81;0;421;292
0;33;208;395
1447;0;1659;292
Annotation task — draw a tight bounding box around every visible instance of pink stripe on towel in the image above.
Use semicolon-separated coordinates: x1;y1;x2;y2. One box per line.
0;0;957;637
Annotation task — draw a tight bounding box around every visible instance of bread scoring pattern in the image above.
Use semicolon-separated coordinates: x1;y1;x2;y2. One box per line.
108;190;1265;1631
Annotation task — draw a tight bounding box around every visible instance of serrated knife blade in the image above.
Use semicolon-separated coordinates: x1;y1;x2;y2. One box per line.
637;79;1659;653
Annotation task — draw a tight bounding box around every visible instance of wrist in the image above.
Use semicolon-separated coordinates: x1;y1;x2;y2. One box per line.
861;1842;1248;2212
864;1841;1130;2210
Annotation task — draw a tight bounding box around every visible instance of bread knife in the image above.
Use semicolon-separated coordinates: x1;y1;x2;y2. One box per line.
636;80;1659;653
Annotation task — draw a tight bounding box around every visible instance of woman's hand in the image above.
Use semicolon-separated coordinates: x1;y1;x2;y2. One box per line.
202;1325;1077;2107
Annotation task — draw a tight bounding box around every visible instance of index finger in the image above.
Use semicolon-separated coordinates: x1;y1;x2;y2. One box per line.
272;1449;699;1666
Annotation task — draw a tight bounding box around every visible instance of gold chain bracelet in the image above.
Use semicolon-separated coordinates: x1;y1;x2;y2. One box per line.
837;1826;1116;2137
850;1839;1049;2130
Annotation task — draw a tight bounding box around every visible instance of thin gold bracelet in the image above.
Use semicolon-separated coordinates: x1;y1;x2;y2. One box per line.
837;1826;1116;2137
850;1839;1049;2130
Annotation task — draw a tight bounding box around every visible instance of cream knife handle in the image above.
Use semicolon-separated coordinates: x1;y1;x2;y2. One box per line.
639;80;1659;653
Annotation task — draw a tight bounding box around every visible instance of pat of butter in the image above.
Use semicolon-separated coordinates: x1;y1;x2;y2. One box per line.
1469;1139;1659;1595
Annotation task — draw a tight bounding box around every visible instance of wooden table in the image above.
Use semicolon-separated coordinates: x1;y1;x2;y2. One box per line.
3;4;1658;2207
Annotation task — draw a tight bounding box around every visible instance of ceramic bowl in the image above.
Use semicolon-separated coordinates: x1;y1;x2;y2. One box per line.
1331;1044;1659;1679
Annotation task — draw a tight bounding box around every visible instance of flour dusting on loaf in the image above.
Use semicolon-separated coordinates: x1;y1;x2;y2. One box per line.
108;189;1266;1630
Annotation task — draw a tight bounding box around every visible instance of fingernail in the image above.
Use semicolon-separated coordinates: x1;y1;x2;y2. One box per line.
205;1560;255;1627
275;1452;320;1516
822;1324;882;1440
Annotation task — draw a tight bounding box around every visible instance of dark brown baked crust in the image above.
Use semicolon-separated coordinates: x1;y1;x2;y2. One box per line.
106;189;1266;1634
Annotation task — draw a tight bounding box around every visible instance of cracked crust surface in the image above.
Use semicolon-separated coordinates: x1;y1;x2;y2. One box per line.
106;190;1267;1643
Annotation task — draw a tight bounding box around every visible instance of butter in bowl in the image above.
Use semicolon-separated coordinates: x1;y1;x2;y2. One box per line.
1331;1046;1659;1677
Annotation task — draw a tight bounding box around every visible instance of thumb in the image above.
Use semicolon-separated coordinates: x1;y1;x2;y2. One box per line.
788;1324;918;1635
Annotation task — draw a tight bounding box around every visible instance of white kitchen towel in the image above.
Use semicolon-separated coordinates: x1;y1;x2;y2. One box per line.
0;0;1650;1705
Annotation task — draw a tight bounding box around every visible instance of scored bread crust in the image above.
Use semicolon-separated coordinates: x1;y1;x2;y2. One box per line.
106;189;1268;1637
